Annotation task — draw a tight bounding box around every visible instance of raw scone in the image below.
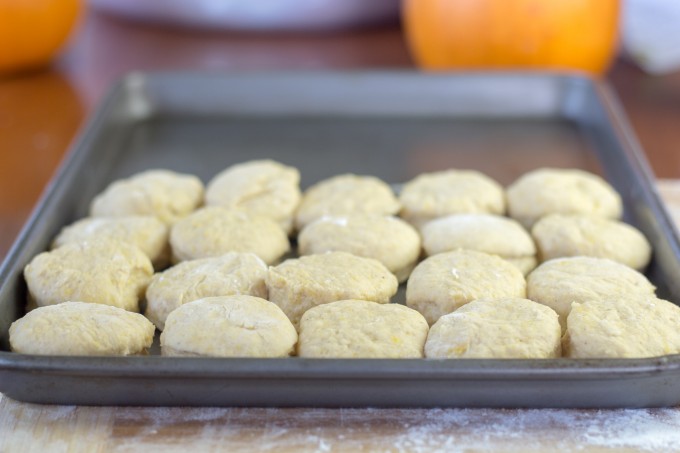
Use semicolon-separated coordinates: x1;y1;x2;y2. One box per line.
294;174;400;231
160;295;298;357
425;298;561;359
406;250;526;325
24;239;153;312
145;252;268;330
90;169;204;225
565;296;680;358
399;169;505;229
527;256;656;330
531;214;652;271
421;214;537;275
169;206;290;264
506;168;623;228
205;159;301;234
298;300;429;358
297;214;421;282
9;301;155;356
52;216;170;269
266;251;399;327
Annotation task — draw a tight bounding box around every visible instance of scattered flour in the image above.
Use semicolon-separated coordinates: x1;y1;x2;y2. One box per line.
3;394;680;452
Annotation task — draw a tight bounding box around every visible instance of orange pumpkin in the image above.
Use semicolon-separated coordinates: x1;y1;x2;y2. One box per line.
0;0;81;75
403;0;620;75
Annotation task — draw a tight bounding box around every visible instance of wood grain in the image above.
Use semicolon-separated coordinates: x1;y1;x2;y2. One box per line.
2;393;680;452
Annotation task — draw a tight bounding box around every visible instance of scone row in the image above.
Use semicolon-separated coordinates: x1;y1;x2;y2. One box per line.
11;160;671;359
14;246;677;359
44;162;652;278
13;289;680;360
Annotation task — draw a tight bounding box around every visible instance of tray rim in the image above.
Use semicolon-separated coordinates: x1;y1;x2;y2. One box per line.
2;70;680;405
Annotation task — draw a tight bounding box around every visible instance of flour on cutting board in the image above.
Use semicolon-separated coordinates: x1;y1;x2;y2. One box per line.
3;394;680;452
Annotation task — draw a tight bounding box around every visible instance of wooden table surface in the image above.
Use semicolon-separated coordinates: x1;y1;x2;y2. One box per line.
3;10;680;452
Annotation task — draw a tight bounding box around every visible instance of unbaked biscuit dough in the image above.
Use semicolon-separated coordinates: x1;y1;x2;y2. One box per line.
531;214;652;271
298;300;429;358
90;169;204;225
266;251;399;327
565;296;680;358
421;214;537;275
506;168;623;228
52;216;170;269
298;214;421;282
10;301;155;356
169;206;290;264
425;298;561;359
205;159;301;234
160;295;298;357
24;239;153;312
527;256;656;330
145;252;268;330
294;174;400;231
406;250;526;325
399;170;505;229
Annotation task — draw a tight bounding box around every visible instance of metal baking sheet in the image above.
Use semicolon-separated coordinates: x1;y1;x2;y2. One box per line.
1;72;680;408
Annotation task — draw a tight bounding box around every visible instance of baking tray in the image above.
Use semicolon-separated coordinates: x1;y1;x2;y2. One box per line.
1;72;680;408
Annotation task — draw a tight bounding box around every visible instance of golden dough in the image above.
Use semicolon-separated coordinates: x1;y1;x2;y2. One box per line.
170;206;290;264
399;169;505;229
145;252;269;330
406;250;526;325
24;239;153;312
160;295;297;357
422;214;537;275
266;251;399;327
10;302;155;356
532;214;651;271
298;214;421;282
52;216;170;269
425;298;561;359
205;159;301;234
507;168;622;228
295;174;400;231
565;296;680;358
90;169;204;225
527;256;656;330
298;300;429;358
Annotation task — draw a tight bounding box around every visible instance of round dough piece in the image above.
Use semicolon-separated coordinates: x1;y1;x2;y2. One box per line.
205;159;301;234
421;214;537;275
527;256;656;330
24;239;153;312
294;174;400;231
406;250;526;325
298;214;421;282
90;169;204;225
10;302;155;356
399;170;505;229
160;295;297;357
145;252;268;330
298;300;429;358
506;168;623;228
565;296;680;358
169;206;289;264
266;251;399;327
531;214;652;271
52;216;170;269
425;298;561;359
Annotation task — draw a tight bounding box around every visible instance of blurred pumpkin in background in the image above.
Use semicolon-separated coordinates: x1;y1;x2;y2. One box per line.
403;0;620;75
0;0;81;75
